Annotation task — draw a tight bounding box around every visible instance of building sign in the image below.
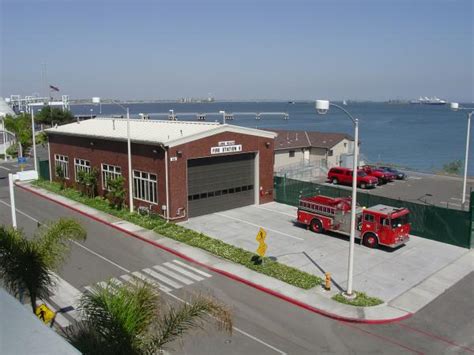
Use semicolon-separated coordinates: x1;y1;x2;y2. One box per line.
218;140;235;146
211;144;242;155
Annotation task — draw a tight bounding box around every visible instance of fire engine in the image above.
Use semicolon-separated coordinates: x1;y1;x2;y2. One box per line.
296;195;410;248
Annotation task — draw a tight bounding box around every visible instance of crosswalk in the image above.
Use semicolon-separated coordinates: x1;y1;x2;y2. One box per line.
38;259;212;330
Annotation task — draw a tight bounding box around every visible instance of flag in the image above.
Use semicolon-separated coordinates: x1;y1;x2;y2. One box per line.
49;85;60;92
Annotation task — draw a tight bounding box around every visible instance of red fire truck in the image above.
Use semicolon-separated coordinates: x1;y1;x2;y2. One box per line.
296;195;410;248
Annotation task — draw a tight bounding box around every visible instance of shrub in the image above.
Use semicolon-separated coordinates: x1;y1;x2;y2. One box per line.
106;176;126;209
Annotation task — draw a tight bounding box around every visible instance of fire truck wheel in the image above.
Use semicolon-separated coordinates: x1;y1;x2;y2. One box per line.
310;219;323;233
332;178;338;185
363;233;379;248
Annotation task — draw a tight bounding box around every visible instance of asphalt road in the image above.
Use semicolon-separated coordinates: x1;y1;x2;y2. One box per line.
1;162;473;354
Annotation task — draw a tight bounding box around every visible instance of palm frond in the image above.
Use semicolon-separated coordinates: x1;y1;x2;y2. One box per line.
149;294;233;351
71;279;159;354
35;218;86;270
0;226;53;311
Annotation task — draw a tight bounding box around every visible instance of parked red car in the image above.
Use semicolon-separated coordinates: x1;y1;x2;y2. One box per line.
327;167;378;189
360;165;395;184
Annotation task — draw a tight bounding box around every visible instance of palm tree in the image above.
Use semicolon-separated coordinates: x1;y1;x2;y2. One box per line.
65;280;233;355
0;218;86;312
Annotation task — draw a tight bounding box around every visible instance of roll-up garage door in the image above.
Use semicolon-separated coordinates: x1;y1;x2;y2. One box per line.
187;153;255;217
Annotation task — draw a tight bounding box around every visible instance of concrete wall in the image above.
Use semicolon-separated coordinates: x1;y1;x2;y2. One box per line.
48;131;274;222
274;148;306;168
326;138;352;167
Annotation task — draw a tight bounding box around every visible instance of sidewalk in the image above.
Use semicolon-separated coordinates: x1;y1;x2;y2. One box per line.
18;182;474;323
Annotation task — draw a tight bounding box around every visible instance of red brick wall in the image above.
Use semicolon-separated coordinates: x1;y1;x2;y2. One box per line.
48;130;274;222
48;134;167;215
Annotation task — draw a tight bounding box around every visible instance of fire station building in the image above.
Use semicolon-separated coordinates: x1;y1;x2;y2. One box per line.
46;118;276;221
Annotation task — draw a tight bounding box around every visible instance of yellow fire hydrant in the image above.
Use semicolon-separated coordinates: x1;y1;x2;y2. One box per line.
324;272;331;291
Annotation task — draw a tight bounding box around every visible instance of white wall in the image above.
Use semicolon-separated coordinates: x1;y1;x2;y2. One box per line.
326;139;352;167
274;149;306;169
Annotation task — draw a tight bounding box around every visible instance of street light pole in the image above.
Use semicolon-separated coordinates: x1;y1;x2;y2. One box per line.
31;108;38;173
316;100;358;297
126;107;134;213
92;97;134;213
449;102;473;208
462;112;472;206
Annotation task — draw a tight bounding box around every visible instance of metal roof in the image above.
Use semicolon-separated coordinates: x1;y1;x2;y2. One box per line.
269;129;353;150
46;118;277;147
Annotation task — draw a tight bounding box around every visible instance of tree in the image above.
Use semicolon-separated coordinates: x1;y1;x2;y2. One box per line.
3;113;32;157
106;176;126;209
442;160;463;175
0;219;87;312
35;106;75;126
65;280;232;354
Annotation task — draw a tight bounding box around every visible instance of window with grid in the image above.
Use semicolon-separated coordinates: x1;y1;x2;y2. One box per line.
74;158;91;181
101;164;122;190
54;154;69;179
133;170;157;203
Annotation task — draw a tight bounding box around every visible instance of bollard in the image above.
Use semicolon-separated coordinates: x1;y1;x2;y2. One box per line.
324;272;331;291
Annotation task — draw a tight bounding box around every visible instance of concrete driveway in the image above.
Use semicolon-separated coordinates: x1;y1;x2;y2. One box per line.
179;202;469;301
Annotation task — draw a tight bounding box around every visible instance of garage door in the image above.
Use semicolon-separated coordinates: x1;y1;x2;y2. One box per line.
187;153;255;217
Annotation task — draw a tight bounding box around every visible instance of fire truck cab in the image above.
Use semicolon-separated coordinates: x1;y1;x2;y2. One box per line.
297;195;410;248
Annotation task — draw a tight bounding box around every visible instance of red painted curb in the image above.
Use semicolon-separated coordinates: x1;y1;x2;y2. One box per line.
18;183;413;324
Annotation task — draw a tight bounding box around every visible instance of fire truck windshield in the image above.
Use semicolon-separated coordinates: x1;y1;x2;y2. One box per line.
391;214;409;229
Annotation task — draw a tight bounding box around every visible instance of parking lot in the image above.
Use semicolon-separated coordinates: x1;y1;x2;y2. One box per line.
179;202;469;301
319;171;473;211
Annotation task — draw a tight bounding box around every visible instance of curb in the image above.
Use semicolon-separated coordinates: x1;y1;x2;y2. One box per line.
17;183;413;324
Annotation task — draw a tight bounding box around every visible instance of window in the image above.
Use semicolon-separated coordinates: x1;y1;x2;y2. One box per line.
328;150;334;156
54;154;69;179
102;164;122;190
133;170;157;203
289;150;295;158
364;214;375;223
74;158;91;181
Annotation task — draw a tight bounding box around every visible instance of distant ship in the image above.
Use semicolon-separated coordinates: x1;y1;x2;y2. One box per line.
342;100;347;106
410;96;446;105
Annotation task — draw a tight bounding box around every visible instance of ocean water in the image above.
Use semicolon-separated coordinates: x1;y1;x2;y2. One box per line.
71;102;473;175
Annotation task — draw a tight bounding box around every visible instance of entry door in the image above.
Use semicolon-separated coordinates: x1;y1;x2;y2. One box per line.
187;153;255;217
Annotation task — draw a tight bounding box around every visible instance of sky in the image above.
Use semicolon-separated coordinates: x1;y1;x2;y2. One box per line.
1;0;473;101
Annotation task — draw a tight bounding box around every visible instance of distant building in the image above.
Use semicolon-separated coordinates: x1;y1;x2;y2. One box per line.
269;130;355;170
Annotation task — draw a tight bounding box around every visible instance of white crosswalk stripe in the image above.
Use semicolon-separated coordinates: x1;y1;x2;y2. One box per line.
151;265;194;285
163;262;204;281
172;260;212;278
49;273;82;322
142;268;183;289
131;271;173;293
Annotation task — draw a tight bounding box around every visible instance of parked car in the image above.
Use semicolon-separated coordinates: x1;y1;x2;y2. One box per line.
360;165;395;184
327;167;378;189
379;166;407;180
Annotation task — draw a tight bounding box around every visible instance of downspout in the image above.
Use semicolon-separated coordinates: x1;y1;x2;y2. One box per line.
47;139;52;182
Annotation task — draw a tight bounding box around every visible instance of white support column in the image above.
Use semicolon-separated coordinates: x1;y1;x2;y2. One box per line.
165;148;170;221
8;173;17;228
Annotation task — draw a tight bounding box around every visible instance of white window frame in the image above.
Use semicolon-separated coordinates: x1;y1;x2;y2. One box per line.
133;170;157;204
54;154;69;179
74;158;91;182
101;163;122;190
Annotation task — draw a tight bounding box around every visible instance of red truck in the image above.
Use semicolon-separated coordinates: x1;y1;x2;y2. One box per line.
327;167;378;189
360;165;396;184
297;195;410;248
